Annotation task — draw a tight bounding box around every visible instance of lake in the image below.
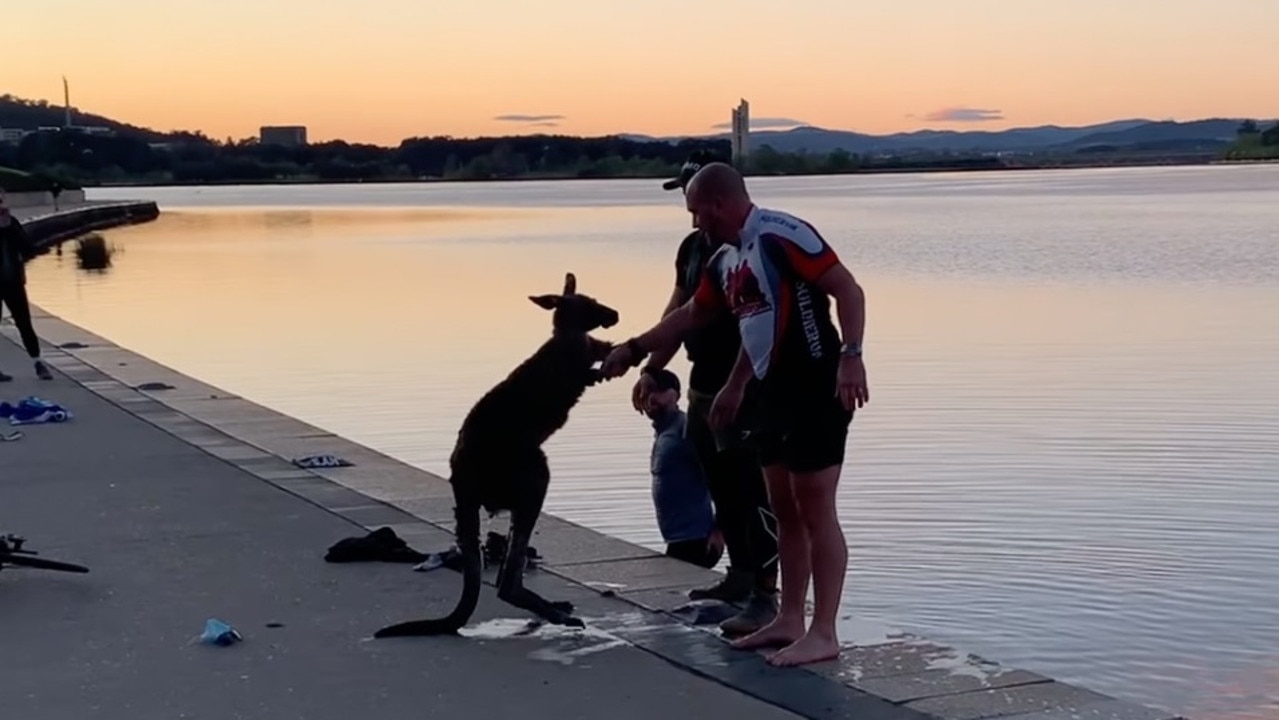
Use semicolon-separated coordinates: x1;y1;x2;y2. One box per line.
23;165;1279;719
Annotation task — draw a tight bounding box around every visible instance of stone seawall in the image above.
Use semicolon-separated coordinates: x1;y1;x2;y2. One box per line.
2;189;89;208
15;200;160;250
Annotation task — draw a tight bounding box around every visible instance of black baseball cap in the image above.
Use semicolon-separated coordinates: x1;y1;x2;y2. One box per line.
662;150;729;191
644;367;682;394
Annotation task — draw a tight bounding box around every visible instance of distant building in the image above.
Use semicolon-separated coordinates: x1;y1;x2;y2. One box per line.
69;126;114;136
28;125;113;138
730;99;750;165
0;127;28;145
260;125;308;147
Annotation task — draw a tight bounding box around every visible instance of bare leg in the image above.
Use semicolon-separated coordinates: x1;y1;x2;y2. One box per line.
768;463;845;667
731;463;809;650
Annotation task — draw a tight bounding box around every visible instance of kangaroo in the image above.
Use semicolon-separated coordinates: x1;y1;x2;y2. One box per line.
375;272;619;637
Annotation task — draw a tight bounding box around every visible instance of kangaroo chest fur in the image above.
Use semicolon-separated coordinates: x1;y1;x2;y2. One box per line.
448;331;599;511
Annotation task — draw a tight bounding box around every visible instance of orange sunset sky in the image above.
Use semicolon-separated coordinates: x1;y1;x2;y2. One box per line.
5;0;1275;145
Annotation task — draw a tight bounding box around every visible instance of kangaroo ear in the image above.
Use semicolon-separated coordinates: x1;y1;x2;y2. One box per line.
529;294;560;310
563;272;577;296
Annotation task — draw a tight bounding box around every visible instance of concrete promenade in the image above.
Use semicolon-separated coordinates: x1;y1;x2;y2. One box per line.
1;311;1188;718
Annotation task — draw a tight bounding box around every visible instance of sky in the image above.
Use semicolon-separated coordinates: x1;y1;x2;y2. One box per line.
4;0;1275;145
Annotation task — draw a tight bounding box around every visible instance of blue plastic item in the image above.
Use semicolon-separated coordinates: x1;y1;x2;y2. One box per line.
200;618;243;646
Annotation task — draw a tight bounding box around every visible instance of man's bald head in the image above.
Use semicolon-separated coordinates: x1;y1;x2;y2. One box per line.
684;162;753;244
686;162;749;205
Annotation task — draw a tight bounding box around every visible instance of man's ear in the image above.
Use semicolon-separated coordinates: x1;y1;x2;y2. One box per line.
529;294;560;310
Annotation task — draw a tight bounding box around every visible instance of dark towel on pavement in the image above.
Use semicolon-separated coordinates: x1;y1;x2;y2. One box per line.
324;527;429;564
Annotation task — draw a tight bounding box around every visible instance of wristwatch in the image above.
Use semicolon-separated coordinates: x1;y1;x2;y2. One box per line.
839;342;862;358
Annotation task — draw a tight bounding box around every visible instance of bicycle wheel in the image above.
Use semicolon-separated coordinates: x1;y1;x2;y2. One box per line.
2;554;90;573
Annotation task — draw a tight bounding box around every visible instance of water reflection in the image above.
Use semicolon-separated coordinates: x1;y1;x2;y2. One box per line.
261;210;315;232
73;233;116;273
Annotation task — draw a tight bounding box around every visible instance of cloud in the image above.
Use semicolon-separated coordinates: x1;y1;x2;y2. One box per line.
530;121;559;127
922;107;1004;123
493;114;565;123
710;116;808;130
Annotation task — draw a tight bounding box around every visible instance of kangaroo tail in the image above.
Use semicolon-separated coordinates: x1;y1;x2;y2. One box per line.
373;485;482;638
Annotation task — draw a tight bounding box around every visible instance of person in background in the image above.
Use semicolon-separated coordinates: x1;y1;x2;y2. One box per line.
0;188;53;382
644;367;724;569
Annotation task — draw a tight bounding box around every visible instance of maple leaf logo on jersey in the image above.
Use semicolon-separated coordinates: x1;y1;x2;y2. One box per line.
724;260;770;318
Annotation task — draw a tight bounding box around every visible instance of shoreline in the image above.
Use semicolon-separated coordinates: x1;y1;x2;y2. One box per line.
81;155;1245;189
6;204;1189;720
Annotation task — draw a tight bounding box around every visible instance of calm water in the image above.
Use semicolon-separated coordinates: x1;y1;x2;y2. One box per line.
22;166;1279;718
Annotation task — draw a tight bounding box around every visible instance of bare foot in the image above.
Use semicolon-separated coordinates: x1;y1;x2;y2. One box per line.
729;616;805;651
767;631;841;667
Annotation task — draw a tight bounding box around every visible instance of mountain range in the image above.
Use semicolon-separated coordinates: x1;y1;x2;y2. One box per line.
0;95;1266;156
624;117;1264;156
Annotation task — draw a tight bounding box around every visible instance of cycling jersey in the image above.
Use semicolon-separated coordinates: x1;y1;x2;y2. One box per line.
692;205;844;390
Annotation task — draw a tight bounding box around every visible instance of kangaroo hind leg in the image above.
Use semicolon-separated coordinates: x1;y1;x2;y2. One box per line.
494;450;582;627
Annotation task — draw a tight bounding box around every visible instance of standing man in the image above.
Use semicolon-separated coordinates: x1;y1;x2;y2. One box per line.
0;189;53;382
632;151;781;638
603;163;869;668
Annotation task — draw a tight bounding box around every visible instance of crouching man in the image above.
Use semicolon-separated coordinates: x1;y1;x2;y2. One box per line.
642;367;724;569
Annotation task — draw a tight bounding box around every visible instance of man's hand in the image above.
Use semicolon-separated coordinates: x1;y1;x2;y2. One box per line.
837;356;869;410
601;341;642;380
707;528;725;555
709;381;746;430
632;372;658;414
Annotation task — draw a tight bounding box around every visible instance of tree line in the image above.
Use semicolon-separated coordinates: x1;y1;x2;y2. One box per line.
0;128;1003;188
1226;120;1279;160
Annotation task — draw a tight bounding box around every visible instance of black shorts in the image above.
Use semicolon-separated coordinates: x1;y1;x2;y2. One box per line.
753;381;854;474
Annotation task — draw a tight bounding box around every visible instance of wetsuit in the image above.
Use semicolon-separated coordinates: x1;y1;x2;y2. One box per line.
657;229;779;592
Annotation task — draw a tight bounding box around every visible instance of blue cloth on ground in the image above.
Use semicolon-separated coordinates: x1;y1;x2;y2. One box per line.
0;396;73;426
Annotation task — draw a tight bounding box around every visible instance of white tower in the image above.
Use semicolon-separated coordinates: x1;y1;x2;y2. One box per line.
730;99;750;165
62;76;72;128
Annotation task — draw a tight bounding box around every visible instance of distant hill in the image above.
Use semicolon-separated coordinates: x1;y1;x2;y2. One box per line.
0;95;172;142
688;121;1144;154
660;117;1264;156
1054;118;1244;152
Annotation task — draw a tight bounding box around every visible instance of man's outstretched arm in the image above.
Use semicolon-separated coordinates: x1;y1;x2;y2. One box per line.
642;285;688;372
603;296;719;378
632;297;717;358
